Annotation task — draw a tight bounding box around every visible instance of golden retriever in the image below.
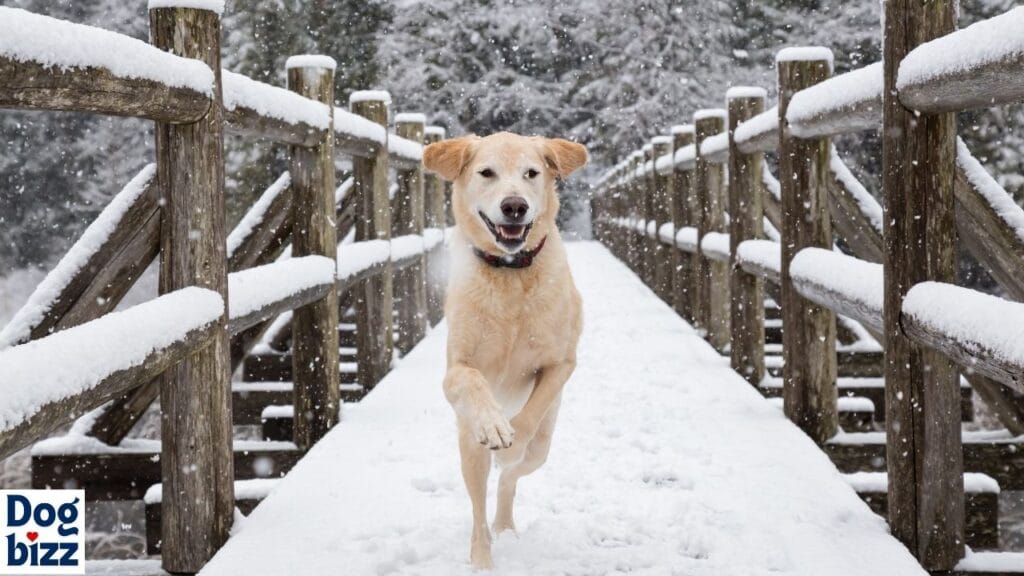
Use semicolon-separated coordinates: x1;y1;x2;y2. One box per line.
423;132;587;569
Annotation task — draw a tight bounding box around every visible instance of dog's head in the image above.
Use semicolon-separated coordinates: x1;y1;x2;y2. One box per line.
423;132;587;254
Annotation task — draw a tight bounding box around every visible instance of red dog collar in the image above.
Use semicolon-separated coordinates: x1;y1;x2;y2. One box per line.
473;236;547;269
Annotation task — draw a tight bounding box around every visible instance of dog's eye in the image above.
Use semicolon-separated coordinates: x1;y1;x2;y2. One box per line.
478;168;495;178
525;169;539;179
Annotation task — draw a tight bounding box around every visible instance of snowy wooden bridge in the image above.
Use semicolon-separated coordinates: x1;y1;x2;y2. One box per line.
2;1;1024;575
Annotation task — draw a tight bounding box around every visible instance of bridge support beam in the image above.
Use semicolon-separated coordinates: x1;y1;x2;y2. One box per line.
150;4;234;572
882;0;964;568
287;56;340;450
777;49;837;444
727;88;767;386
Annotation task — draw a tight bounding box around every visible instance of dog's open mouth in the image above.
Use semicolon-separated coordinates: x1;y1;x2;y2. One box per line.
479;211;532;251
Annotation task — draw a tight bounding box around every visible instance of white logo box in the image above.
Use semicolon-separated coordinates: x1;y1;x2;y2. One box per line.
1;490;85;575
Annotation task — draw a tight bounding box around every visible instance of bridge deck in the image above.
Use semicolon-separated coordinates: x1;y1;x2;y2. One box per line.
200;242;924;576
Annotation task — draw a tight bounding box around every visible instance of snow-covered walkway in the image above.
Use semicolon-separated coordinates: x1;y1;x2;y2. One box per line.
200;242;925;576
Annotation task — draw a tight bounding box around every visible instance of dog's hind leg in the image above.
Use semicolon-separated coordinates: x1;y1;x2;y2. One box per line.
459;422;494;569
493;403;559;534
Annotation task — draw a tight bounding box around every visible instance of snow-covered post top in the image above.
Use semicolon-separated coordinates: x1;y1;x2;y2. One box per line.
394;112;426;234
693;109;726;159
148;0;225;15
286;54;340;450
423;125;448;230
650;135;673;227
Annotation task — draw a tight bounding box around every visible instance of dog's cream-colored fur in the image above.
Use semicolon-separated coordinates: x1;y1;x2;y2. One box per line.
423;132;587;569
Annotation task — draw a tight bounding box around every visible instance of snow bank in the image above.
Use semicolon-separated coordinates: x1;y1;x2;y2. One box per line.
897;7;1024;92
0;287;223;433
957;137;1024;245
222;71;331;129
0;164;156;350
787;63;882;137
200;242;926;576
389;134;424;161
734;106;778;146
726;86;768;100
701;231;730;260
830;148;883;234
736;240;781;276
0;7;214;96
790;248;883;312
903;281;1024;369
776;46;834;67
226;172;291;258
334;107;387;144
148;0;225;14
284;55;336;71
348;90;392;105
228;256;335;320
336;240;390;280
699;132;729;157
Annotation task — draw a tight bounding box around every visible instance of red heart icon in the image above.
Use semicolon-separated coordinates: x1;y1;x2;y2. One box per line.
26;532;38;542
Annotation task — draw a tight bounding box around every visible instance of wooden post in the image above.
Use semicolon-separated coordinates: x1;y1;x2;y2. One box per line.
693;109;729;349
777;48;838;444
149;3;233;572
882;0;963;567
393;113;428;353
286;55;340;450
670;125;695;322
626;153;643;273
639;143;655;286
651;136;674;303
350;91;393;389
727;88;767;386
424;125;447;326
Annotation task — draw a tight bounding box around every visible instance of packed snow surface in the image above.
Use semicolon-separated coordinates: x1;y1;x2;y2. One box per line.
0;164;156;350
148;0;225;14
0;8;214;95
898;7;1024;90
283;54;337;71
201;243;926;576
903;281;1024;368
227;256;335;320
222;71;331;129
0;287;223;433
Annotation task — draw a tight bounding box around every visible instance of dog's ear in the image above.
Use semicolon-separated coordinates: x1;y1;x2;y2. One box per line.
423;136;476;181
543;138;588;178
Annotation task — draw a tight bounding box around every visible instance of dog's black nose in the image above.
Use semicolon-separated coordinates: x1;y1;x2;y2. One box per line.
500;197;529;222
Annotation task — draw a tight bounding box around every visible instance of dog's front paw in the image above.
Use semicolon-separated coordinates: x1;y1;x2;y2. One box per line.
472;406;514;450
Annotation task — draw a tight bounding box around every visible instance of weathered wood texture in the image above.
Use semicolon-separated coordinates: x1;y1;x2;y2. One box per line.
827;152;884;263
761;164;783;233
287;59;340;450
0;320;218;462
694;112;730;350
728;94;766;386
651;138;674;303
392;117;428;354
882;0;963;568
671;129;696;322
778;54;838;445
228;176;294;271
350;94;394;389
898;44;1024;115
224;106;322;148
0;56;210;123
150;7;234;573
424;129;448;326
641;146;656;286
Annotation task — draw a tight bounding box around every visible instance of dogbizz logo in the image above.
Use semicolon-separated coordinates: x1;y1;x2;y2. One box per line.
1;490;84;575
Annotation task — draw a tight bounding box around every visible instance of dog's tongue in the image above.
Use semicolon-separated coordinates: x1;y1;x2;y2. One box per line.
497;225;525;239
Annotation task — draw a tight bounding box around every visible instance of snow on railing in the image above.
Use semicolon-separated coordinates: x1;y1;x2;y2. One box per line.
388;133;424;162
957;138;1024;246
676;227;699;253
698;132;729;161
0;6;214;95
337;239;390;282
222;71;331;130
789;248;883;333
700;232;730;262
734;106;778;153
736;239;781;282
0;164;157;350
227;172;291;258
829;148;883;235
333;107;387;145
674;144;697;170
227;256;335;327
787;63;882;138
0;287;223;436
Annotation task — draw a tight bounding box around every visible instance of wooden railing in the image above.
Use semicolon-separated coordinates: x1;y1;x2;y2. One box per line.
591;3;1024;572
0;3;448;573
